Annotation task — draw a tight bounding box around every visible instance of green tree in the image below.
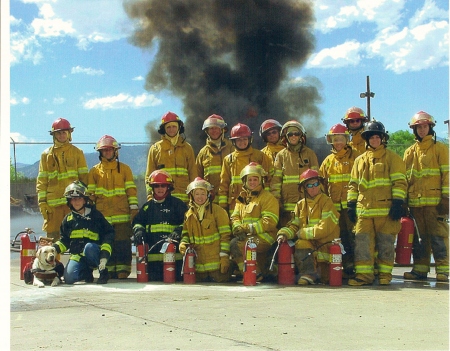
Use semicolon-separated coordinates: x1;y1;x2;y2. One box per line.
10;158;30;183
388;130;415;157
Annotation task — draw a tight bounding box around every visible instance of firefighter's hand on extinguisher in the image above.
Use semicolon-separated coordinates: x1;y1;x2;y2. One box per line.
98;258;107;271
129;206;139;222
219;252;230;274
38;202;53;221
277;233;287;242
232;225;247;240
347;202;357;223
169;226;182;241
179;242;188;256
389;199;404;221
133;229;145;245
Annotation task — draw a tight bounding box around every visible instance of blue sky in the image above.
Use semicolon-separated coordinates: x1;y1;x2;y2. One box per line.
4;0;449;165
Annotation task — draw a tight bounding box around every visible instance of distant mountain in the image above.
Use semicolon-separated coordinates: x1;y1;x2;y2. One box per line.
18;145;150;179
17;138;335;180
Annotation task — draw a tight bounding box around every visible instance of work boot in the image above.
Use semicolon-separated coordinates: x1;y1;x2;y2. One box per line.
82;270;94;283
297;275;317;285
97;268;109;284
403;271;427;281
436;273;449;282
348;277;372;286
379;278;390;285
117;272;130;279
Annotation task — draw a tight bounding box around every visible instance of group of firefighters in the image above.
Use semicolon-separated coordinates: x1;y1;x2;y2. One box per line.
36;107;449;286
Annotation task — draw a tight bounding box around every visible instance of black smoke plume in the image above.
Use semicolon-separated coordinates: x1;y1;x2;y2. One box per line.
124;0;323;152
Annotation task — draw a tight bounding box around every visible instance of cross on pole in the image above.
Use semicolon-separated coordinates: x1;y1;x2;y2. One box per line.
360;76;375;119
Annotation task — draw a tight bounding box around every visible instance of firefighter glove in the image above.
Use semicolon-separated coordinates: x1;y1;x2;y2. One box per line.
38;202;53;221
277;234;287;242
169;226;182;241
219;253;230;274
347;202;357;223
437;197;449;216
179;242;188;256
389;199;404;221
130;207;139;222
98;258;107;271
133;229;145;245
232;225;247;240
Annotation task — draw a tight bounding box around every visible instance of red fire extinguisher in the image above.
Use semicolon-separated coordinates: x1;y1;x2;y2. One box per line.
136;240;149;283
20;228;37;280
277;240;295;285
182;245;196;284
329;239;342;287
243;237;257;286
395;216;414;265
162;240;176;283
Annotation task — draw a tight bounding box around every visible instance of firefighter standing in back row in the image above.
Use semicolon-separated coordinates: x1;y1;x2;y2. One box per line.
196;114;234;203
87;135;139;279
270;120;319;227
132;170;188;281
259;119;285;166
402;111;449;282
218;123;273;215
180;177;232;282
342;106;369;154
145;111;197;204
37;118;88;241
347;119;408;286
319;123;361;278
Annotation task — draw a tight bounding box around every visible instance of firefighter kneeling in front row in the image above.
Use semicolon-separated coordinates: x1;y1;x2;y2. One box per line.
132;170;187;281
179;177;232;282
277;169;340;285
229;162;279;281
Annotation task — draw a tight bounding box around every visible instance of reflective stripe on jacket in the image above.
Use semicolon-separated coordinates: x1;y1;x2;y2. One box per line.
403;135;449;207
37;143;88;206
348;145;407;217
88;159;138;224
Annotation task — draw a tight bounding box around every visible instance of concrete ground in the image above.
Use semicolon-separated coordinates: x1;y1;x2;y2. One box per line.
9;250;449;351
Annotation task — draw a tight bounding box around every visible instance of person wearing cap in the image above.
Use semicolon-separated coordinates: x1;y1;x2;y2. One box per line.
179;177;232;282
37;118;89;241
53;181;115;284
347;119;407;286
270;120;319;227
87;135;139;279
229;162;279;281
196;114;234;203
319;124;361;278
218;123;273;215
145;111;197;204
403;111;449;282
277;169;340;285
132;170;188;281
259;119;284;166
341;106;369;154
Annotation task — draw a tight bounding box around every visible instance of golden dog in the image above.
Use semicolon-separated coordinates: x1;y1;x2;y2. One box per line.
32;246;64;288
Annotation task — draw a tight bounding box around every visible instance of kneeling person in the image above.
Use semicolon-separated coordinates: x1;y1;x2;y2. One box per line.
180;178;231;282
277;170;340;285
53;181;115;284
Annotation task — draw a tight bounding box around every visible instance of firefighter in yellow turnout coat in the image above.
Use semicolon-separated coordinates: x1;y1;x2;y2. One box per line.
278;169;340;285
259;119;285;165
180;178;231;282
403;111;449;282
218;123;273;215
230;162;279;280
347;120;407;286
37;118;88;240
88;135;139;279
342;106;369;155
320;124;360;277
270;120;319;227
196;114;234;204
146;111;197;204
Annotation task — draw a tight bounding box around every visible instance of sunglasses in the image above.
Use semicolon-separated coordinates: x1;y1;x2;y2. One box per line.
153;184;168;188
305;181;320;188
287;132;301;137
347;119;361;123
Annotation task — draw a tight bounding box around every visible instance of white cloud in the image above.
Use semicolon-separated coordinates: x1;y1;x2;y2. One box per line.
10;16;43;66
46;110;55;115
10;132;34;143
307;40;361;68
53;97;65;104
132;76;144;81
10;93;30;106
83;93;162;110
71;66;105;76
